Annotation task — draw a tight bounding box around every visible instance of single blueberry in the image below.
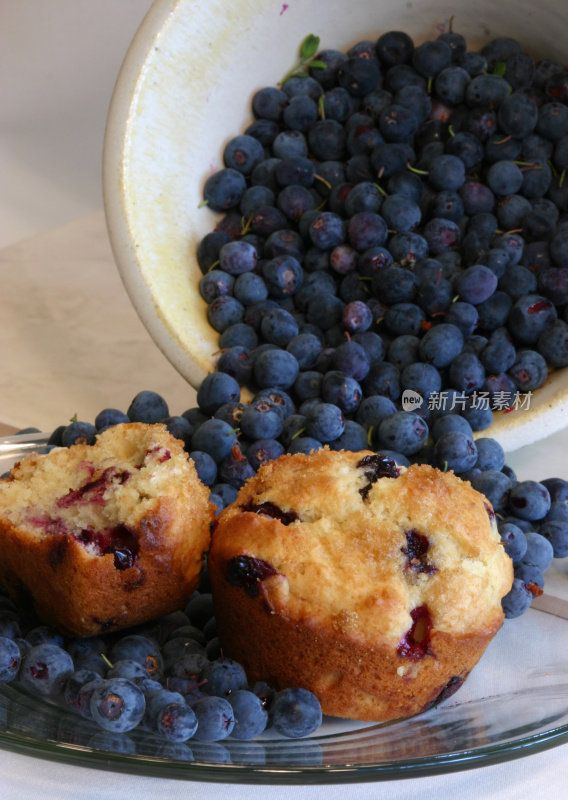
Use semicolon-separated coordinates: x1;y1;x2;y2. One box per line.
61;421;97;447
523;531;555;572
127;390;169;424
192;696;235;742
502;578;533;619
499;522;528;564
90;678;146;733
508;480;551;521
270;688;322;738
228;690;269;740
201;659;248;698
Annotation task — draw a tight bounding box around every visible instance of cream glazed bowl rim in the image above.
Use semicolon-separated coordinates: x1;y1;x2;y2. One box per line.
103;0;568;452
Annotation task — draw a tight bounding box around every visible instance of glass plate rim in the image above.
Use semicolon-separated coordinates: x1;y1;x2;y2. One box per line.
2;432;568;784
0;695;567;785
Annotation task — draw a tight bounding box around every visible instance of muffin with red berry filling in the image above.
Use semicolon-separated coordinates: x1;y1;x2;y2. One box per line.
209;448;513;722
0;423;213;637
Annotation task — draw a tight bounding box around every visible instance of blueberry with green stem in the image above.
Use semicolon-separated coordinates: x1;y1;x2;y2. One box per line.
280;34;327;86
197;231;232;273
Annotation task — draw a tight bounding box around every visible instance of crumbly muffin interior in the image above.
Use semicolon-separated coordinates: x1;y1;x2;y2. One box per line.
0;424;193;562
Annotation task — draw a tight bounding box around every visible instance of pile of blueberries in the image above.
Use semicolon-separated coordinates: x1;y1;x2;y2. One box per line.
194;28;568;616
198;30;568;447
3;27;568;749
0;587;322;751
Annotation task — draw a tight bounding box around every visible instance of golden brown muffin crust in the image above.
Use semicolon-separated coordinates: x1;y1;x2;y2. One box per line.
209;448;513;721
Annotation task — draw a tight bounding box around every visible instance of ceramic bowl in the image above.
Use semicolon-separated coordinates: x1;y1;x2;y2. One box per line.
103;0;568;451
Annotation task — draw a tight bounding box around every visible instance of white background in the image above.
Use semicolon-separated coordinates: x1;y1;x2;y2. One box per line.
0;0;195;431
0;0;153;248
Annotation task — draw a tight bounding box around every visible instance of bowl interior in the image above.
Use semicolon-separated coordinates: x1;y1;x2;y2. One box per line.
103;0;568;451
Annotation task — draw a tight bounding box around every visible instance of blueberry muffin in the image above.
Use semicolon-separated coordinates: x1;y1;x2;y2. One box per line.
0;423;213;637
209;449;513;722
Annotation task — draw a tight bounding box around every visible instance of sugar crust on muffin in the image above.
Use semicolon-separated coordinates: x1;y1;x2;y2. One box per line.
209;448;514;721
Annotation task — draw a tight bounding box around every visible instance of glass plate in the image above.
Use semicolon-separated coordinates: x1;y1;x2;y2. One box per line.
1;434;568;784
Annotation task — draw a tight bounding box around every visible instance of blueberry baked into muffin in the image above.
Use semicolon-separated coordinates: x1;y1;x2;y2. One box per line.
209;448;514;721
0;423;213;637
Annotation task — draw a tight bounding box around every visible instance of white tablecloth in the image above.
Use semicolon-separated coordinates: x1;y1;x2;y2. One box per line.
1;744;567;800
